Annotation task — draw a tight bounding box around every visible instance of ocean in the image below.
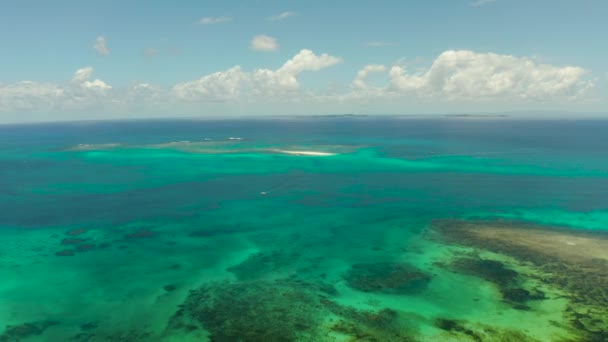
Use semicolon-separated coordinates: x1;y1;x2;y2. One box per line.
1;117;607;341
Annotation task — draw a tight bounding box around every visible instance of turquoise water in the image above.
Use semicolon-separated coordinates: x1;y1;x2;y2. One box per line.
1;117;607;341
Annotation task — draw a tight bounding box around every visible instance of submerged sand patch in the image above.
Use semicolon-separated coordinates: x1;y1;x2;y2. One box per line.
432;219;608;341
434;219;608;264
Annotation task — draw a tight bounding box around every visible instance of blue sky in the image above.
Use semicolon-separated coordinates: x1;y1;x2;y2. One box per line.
0;0;607;122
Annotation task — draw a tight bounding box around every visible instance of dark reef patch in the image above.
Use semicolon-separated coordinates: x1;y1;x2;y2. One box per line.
61;238;87;245
167;279;324;341
322;303;415;341
343;262;432;294
435;318;483;341
66;228;88;236
163;284;177;292
80;322;98;331
433;219;608;341
125;229;155;239
434;317;541;342
55;249;75;257
446;256;545;310
71;329;152;342
167;278;417;341
76;244;95;252
501;287;545;308
450;258;517;286
0;320;59;342
226;250;309;280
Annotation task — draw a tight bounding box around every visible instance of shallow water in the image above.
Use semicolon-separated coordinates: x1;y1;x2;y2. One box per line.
1;117;607;341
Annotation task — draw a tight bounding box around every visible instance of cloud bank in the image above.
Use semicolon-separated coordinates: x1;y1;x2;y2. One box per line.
352;50;592;101
0;67;112;113
172;49;341;101
0;49;596;119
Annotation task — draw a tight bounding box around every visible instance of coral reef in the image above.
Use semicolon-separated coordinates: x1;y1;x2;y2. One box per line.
343;262;432;294
71;329;152;342
226;250;307;280
61;238;86;245
167;279;324;341
77;244;96;252
0;320;59;342
80;322;99;331
66;228;88;236
167;278;417;341
433;219;608;341
434;317;542;342
322;302;416;341
450;258;517;286
447;256;545;310
125;229;155;239
55;249;75;256
435;318;483;341
163;284;177;292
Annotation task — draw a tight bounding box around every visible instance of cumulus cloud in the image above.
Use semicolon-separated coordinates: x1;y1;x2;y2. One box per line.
72;67;94;83
72;67;112;92
250;35;279;52
353;65;387;90
1;49;596;118
0;67;112;113
81;79;112;92
352;50;593;101
93;36;110;55
269;11;296;21
0;82;64;111
198;16;232;25
173;66;245;102
122;83;166;107
172;49;341;101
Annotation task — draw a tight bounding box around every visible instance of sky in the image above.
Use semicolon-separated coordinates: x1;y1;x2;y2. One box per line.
0;0;607;123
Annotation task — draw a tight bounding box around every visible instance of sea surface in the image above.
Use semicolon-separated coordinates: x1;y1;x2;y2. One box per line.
1;117;607;341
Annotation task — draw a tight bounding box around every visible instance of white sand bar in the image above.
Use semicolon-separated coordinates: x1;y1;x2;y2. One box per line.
276;150;337;156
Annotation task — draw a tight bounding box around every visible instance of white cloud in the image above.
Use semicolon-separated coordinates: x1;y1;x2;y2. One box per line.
198;16;232;25
172;49;341;101
249;49;341;93
173;66;246;102
0;67;112;113
269;11;296;21
93;36;110;55
72;67;111;92
471;0;496;6
351;50;593;101
352;64;387;90
128;83;163;97
1;49;598;120
123;83;166;107
82;79;112;92
278;49;341;74
0;81;64;111
72;67;94;83
250;35;279;52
